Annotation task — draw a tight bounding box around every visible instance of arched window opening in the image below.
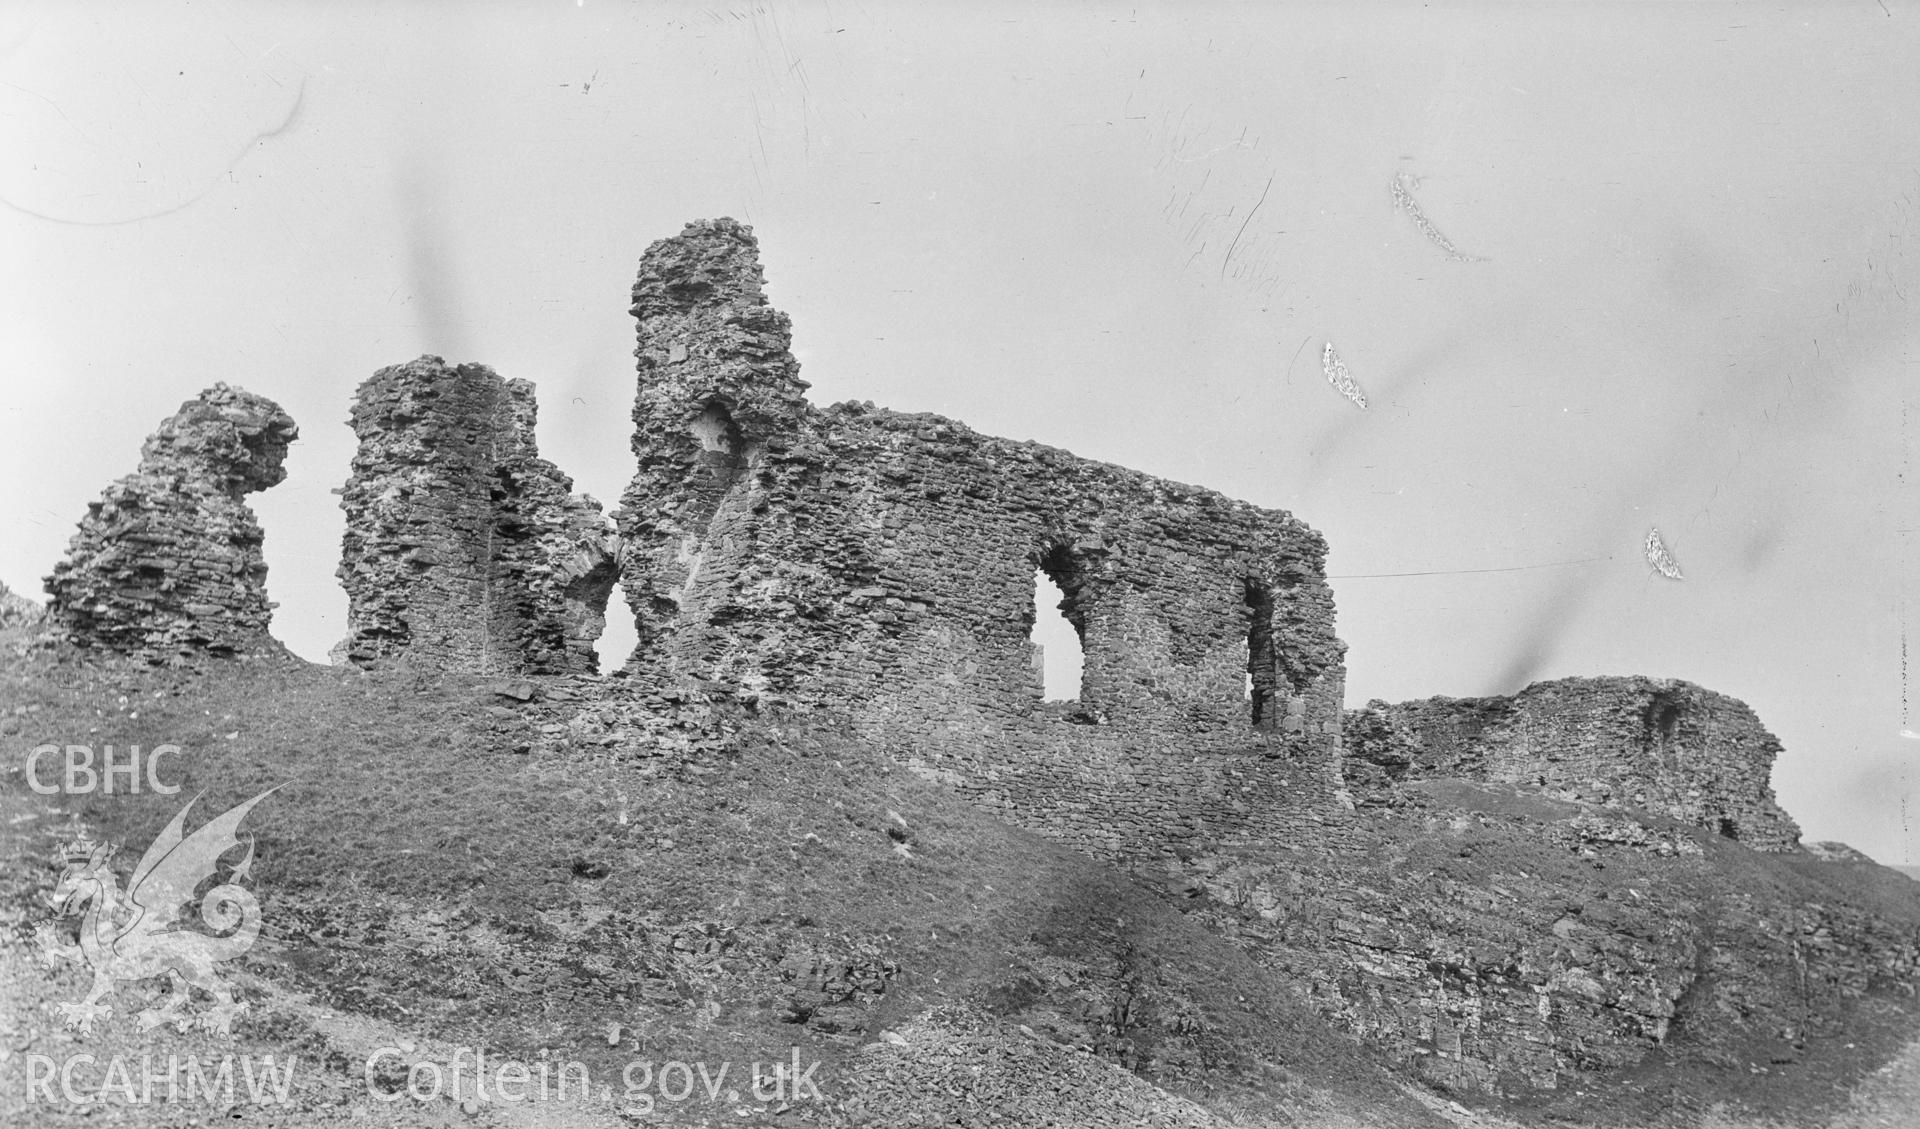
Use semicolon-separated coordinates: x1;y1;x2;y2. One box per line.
678;401;754;549
1246;580;1278;728
1031;568;1084;701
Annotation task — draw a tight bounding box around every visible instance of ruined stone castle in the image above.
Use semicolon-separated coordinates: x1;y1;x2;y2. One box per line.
41;218;1801;861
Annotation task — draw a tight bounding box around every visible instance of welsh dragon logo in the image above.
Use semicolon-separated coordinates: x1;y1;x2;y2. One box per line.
41;788;277;1038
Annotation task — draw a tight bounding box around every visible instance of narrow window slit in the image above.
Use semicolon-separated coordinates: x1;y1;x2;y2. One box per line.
1246;580;1278;729
1031;553;1085;703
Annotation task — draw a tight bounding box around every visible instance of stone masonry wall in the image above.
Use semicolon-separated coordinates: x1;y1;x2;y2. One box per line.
616;219;1349;860
1344;676;1802;851
336;356;619;675
44;384;297;662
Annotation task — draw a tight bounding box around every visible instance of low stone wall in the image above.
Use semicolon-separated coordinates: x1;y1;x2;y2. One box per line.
1345;676;1802;851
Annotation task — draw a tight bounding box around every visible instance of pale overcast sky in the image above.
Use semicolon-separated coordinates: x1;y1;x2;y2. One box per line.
3;2;1916;862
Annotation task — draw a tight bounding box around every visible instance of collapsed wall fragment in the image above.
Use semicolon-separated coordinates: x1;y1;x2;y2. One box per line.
336;356;618;675
44;384;298;661
1344;675;1802;850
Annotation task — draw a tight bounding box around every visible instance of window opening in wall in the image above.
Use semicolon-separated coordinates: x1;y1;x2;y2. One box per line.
596;611;639;674
1246;580;1278;728
690;402;748;491
1031;568;1083;701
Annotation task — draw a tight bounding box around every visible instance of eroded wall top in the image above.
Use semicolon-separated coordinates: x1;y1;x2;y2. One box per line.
44;383;297;661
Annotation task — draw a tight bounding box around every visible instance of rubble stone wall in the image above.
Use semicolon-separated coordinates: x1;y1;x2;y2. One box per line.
614;219;1349;859
336;356;619;675
1344;676;1802;851
44;384;297;662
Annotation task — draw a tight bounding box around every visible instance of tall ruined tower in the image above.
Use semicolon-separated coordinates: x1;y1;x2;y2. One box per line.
616;218;812;672
335;356;619;675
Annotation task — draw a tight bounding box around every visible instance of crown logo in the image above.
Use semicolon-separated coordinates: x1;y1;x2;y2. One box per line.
61;837;112;865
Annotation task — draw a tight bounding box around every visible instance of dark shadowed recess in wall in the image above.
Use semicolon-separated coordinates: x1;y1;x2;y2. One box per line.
690;401;750;512
1246;579;1278;729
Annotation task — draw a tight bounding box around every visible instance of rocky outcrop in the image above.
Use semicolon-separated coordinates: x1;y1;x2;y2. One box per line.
1344;676;1802;852
615;219;1347;861
43;384;297;661
336;356;619;675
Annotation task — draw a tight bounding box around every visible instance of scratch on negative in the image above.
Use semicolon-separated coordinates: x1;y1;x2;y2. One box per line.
1221;174;1274;281
0;75;308;227
1283;336;1311;386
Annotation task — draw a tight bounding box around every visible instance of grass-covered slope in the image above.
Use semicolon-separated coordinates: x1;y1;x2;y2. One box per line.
0;649;1439;1127
5;642;1919;1128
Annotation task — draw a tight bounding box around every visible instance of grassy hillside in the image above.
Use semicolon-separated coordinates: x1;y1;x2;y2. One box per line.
4;641;1918;1127
0;648;1438;1127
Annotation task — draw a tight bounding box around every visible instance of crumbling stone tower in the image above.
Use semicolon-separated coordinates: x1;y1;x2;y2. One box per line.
617;219;1349;857
45;384;298;661
617;218;813;669
335;356;619;675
